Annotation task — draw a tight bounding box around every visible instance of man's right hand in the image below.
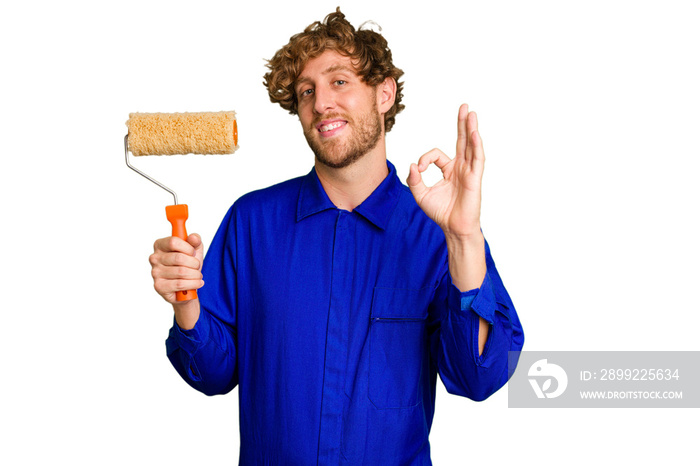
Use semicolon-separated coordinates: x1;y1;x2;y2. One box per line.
149;234;204;329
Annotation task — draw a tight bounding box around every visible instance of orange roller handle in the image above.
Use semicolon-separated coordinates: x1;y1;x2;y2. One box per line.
165;204;198;302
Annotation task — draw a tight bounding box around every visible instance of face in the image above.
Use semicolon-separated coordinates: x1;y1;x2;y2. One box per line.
295;50;384;169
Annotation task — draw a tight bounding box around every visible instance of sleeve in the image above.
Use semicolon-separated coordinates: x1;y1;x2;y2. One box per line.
430;237;525;401
165;204;239;396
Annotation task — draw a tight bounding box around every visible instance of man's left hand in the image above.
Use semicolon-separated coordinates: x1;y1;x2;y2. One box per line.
407;104;485;241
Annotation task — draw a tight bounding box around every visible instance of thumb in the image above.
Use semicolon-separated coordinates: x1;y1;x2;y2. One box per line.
187;233;204;266
186;233;203;249
406;163;428;201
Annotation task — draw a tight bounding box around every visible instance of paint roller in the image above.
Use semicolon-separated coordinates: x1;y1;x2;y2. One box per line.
125;111;239;301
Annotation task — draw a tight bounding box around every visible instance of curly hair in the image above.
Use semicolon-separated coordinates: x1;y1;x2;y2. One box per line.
263;7;405;132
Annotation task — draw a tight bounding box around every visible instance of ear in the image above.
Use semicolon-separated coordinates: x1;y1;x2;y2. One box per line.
376;77;397;115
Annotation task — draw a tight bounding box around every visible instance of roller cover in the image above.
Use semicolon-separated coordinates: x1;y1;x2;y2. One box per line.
126;111;238;156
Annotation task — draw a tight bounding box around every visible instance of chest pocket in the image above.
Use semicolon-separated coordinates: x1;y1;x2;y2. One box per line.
369;286;433;409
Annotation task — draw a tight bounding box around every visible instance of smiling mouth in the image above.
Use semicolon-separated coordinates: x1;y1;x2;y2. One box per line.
316;119;347;135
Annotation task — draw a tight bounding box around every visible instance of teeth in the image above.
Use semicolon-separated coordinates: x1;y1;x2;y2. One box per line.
320;121;344;132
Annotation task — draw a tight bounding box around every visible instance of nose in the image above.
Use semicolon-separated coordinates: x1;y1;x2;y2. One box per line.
312;85;335;115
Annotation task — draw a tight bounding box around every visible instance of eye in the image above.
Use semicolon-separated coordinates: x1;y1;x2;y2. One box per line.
335;80;347;86
299;88;314;97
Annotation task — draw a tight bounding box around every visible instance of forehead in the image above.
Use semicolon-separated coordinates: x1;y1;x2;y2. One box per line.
297;50;358;84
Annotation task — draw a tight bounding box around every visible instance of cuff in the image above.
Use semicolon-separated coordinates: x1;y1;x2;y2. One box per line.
447;270;496;324
166;309;211;356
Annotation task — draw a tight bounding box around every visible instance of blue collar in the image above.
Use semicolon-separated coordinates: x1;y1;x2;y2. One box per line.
296;160;403;230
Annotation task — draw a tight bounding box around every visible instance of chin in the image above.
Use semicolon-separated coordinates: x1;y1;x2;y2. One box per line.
313;144;366;169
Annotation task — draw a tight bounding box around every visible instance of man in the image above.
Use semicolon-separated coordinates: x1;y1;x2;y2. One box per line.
150;8;524;464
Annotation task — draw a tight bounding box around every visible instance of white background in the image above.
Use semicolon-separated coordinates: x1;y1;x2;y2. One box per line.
1;0;698;464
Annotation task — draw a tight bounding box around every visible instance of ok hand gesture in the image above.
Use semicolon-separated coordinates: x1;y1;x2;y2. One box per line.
407;104;485;240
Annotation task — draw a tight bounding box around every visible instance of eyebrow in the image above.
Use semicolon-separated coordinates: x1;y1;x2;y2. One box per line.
296;64;355;89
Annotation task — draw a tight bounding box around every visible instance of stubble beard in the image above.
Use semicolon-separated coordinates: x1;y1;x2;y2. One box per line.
304;107;383;170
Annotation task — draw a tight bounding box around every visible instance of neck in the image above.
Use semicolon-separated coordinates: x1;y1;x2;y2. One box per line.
314;143;389;212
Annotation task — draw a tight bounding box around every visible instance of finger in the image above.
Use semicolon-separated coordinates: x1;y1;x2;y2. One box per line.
154;278;205;297
417;148;451;173
159;251;202;270
464;111;480;164
456;104;469;159
469;113;485;171
153;262;203;281
152;256;204;288
154;236;197;256
466;109;478;142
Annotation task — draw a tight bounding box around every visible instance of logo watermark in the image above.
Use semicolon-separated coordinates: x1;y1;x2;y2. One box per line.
528;359;568;399
508;351;700;408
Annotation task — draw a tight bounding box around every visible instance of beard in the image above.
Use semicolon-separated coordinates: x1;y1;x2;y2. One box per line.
303;106;383;170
